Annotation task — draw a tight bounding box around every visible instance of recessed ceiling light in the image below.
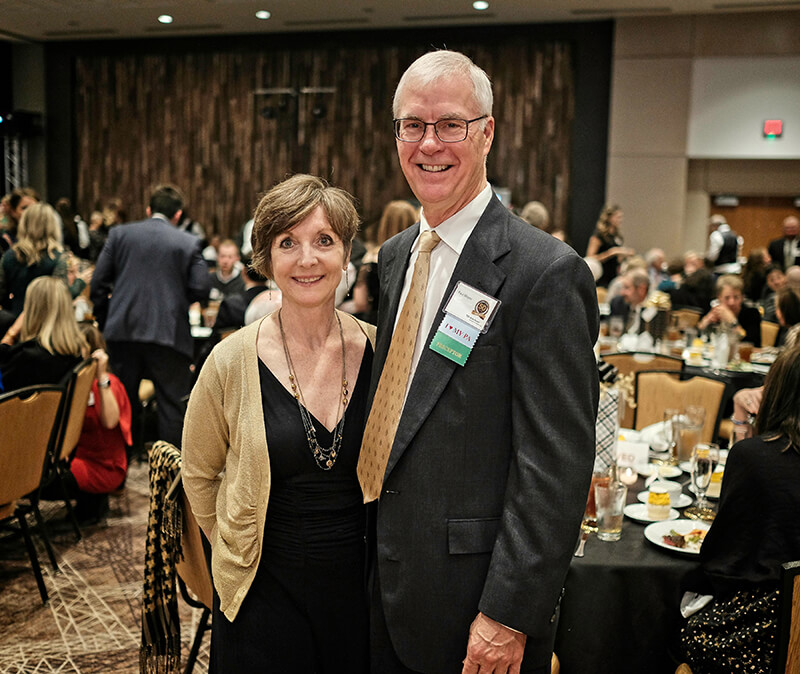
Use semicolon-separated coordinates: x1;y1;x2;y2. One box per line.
157;14;174;24
255;10;271;20
473;1;489;9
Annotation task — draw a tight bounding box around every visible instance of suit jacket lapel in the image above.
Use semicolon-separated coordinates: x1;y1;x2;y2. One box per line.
385;196;511;477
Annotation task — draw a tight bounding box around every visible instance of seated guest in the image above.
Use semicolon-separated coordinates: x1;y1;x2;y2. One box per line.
214;266;269;332
697;274;761;346
609;268;651;335
51;322;132;523
0;202;79;317
774;287;800;347
760;264;786;322
208;238;245;301
678;344;800;674
645;247;668;289
742;247;771;303
668;251;715;313
0;276;87;391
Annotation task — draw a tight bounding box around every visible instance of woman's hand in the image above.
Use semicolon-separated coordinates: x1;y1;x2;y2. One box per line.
92;348;109;377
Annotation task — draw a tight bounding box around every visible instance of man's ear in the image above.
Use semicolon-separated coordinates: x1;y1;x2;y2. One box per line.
171;209;183;226
146;207;152;218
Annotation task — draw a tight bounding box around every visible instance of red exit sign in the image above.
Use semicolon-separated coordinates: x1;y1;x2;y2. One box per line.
763;119;783;137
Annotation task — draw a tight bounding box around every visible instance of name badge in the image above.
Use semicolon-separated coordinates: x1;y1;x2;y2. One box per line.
442;281;501;333
429;282;500;366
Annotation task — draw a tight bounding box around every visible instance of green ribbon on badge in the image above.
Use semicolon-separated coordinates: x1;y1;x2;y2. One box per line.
429;330;472;366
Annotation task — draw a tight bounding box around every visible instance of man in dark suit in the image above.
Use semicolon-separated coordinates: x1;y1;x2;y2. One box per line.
90;184;210;447
767;215;800;272
610;268;651;335
359;50;599;674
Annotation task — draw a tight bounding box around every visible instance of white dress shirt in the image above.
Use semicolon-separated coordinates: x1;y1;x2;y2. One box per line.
395;183;494;394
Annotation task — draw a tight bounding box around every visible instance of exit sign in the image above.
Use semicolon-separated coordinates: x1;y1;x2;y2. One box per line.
763;120;783;138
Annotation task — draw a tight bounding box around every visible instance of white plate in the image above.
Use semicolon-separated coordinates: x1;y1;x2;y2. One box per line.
638;464;682;479
644;519;711;556
624;503;679;523
688;483;720;501
679;461;692;473
637;490;693;509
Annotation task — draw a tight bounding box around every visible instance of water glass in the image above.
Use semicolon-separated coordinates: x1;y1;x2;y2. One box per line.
594;481;627;541
686;443;719;521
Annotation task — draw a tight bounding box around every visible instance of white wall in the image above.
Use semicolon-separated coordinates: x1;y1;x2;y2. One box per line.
607;12;800;260
688;57;800;159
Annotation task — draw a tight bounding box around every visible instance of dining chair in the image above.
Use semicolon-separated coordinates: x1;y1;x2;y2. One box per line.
175;487;213;674
670;308;703;330
634;371;726;442
761;320;780;347
40;358;97;540
0;384;65;603
602;352;684;429
774;559;800;674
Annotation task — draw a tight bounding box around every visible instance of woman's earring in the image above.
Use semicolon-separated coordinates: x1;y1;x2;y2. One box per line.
345;267;350;287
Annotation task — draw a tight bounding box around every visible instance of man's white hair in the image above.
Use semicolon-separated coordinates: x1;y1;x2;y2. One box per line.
393;50;493;119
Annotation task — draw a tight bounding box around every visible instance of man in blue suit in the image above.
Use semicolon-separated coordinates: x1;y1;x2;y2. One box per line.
91;184;210;447
360;51;599;673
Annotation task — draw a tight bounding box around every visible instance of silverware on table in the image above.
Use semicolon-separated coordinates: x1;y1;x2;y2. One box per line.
574;529;589;557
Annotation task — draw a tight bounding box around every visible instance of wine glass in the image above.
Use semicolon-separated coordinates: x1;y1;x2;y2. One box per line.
662;408;681;464
685;442;719;521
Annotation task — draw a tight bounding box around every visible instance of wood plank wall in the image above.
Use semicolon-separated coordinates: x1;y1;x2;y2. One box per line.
74;38;573;243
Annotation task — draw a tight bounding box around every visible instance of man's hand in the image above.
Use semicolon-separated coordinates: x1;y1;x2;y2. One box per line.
462;612;526;674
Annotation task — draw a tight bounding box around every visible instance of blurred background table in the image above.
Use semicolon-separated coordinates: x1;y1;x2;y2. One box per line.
554;478;700;674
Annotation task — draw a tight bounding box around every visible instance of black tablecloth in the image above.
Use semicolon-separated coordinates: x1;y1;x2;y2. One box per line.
554;481;700;674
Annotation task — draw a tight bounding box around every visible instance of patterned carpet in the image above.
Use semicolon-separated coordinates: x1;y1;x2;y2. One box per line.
0;462;210;674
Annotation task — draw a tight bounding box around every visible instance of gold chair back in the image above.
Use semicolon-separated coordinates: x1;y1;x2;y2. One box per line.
0;386;64;503
58;359;98;461
602;353;684;429
670;309;702;330
175;489;213;610
777;560;800;674
634;371;725;442
761;321;780;348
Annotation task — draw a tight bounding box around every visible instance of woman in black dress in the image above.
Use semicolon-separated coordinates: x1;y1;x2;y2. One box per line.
585;204;633;288
678;344;800;673
183;175;374;673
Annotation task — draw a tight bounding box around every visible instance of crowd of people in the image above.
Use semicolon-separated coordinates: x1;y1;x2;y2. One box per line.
0;47;798;674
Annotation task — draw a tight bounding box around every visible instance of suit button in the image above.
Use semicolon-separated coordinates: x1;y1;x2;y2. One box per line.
384;489;399;495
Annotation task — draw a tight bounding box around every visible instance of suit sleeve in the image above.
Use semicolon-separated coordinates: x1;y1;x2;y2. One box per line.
478;252;599;649
187;239;211;304
90;231;116;330
182;350;228;538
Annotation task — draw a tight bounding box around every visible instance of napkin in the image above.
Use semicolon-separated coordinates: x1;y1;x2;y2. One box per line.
680;591;714;618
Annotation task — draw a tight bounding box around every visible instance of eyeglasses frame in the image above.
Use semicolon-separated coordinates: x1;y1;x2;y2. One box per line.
392;115;489;143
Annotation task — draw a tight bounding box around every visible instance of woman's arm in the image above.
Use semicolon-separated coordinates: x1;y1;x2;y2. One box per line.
92;348;120;429
585;234;601;258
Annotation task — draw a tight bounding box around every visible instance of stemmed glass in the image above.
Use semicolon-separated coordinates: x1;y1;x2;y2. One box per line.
662;408;681;464
685;442;719;521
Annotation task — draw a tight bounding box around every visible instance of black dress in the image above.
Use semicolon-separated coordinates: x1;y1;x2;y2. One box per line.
210;343;373;674
678;436;800;673
0;339;81;392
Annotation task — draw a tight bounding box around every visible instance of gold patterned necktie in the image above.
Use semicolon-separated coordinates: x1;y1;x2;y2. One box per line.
357;230;441;503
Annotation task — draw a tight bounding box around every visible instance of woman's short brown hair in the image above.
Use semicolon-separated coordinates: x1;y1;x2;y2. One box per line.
250;174;359;279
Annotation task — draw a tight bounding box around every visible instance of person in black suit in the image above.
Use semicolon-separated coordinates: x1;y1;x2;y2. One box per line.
767;215;800;272
361;50;599;674
90;184;210;447
609;268;651;335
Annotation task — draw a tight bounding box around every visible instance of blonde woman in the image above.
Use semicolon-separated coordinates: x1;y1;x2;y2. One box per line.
585;204;635;288
0;276;87;391
349;200;417;323
0;202;75;317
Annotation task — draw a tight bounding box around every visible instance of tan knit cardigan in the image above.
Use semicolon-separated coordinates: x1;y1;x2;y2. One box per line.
182;312;376;622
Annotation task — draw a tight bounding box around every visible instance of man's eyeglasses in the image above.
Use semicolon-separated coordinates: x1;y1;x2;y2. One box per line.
393;116;488;143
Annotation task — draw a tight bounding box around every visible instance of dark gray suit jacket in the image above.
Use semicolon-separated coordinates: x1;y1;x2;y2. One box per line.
371;195;599;672
90;217;210;359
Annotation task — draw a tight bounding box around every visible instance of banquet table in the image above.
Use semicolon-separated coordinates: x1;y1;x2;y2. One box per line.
554;478;701;674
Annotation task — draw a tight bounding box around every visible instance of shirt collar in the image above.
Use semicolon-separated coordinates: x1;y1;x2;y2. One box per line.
151;213;171;224
418;183;493;255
